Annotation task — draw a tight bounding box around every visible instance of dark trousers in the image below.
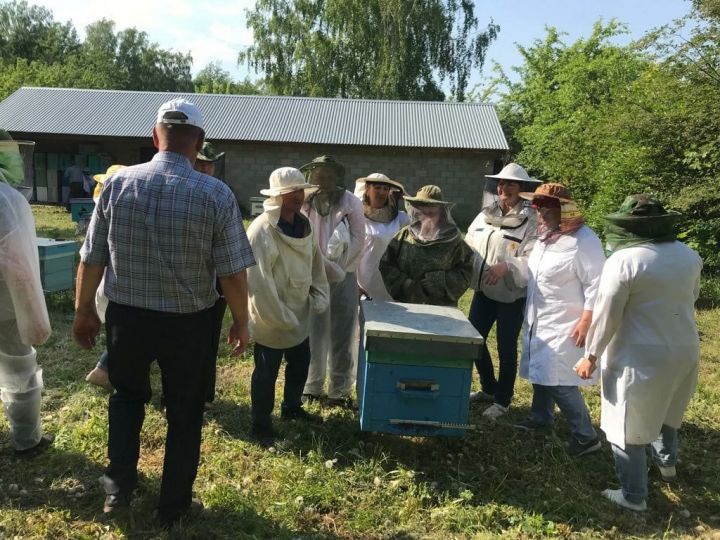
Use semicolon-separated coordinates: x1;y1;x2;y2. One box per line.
468;291;525;407
103;301;214;520
205;297;227;403
251;339;311;429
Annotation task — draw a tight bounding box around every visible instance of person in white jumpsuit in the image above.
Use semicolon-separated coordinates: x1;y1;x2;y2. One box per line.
300;156;365;407
354;173;410;301
0;131;53;456
516;183;606;457
576;194;702;512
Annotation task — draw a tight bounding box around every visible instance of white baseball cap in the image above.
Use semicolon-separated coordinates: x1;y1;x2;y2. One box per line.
156;98;204;130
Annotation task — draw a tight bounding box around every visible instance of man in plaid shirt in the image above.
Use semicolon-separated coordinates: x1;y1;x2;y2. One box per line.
72;98;255;526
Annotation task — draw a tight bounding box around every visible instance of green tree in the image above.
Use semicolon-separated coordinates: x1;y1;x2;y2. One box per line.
494;9;720;271
240;0;498;101
193;61;266;94
0;0;79;63
494;21;649;225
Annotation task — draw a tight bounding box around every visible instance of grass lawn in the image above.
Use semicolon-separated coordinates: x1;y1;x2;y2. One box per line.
1;204;718;539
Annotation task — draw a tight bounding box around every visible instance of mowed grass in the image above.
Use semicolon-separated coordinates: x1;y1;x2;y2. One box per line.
0;204;718;539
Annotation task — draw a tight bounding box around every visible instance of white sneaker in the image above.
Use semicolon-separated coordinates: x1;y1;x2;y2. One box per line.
482;403;509;420
469;391;494;404
657;465;677;482
602;489;647;512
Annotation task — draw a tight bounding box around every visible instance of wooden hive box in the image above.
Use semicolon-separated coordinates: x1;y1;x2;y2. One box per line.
69;198;95;222
358;300;483;437
36;238;77;293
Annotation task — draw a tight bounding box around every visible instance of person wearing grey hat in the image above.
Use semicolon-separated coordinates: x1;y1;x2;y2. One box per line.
299;155;365;408
576;195;702;512
0;131;54;458
464;163;541;420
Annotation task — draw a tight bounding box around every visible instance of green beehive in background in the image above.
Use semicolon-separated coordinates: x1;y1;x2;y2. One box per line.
87;154;102;174
58;154;73;170
36;238;77;292
46;153;58;171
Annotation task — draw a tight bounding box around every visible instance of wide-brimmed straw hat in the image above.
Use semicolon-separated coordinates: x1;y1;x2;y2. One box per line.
404;185;453;206
196;141;225;162
486;163;542;184
605;194;681;226
93;164;126;184
355;172;405;193
520;182;572;203
260;167;317;197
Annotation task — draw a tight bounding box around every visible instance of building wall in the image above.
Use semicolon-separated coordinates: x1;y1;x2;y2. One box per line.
17;133;503;226
216;141;502;226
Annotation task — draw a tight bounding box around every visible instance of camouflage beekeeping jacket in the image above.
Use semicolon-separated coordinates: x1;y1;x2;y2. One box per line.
379;226;474;307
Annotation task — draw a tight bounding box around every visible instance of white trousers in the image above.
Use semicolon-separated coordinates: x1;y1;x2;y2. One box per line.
304;272;359;399
0;319;43;450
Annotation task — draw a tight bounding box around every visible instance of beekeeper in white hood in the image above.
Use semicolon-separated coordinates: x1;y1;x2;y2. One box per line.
576;194;702;512
300;156;365;407
0;130;53;456
354;173;410;301
246;167;329;447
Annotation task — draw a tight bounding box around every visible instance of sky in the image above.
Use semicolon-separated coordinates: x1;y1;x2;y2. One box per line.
31;0;692;88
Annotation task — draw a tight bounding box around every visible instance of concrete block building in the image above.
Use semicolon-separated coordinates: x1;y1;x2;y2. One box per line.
0;87;509;225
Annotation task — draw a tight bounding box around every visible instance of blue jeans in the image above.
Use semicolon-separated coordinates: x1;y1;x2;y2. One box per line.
530;384;597;442
611;424;678;504
468;292;525;407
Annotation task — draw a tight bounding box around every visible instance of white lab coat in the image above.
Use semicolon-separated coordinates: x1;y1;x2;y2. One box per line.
585;241;702;448
519;225;605;386
356;212;410;301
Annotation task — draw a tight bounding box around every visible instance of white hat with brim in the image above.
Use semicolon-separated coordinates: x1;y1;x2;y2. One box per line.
486;163;542;184
260;167;318;197
355;172;405;193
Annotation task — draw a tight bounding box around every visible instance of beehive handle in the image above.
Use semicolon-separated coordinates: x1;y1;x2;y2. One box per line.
396;380;439;392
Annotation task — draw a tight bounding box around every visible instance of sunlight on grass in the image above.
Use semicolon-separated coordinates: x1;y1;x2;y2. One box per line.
0;204;718;538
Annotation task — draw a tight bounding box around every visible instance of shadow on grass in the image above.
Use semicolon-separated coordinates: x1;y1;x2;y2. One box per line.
0;442;304;539
214;397;720;538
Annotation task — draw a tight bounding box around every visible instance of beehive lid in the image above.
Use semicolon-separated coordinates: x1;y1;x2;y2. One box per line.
36;237;77;247
361;300;483;359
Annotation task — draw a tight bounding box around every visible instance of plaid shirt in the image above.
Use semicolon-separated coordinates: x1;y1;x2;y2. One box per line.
80;152;255;313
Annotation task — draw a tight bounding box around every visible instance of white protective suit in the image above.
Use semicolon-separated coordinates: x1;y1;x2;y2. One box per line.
585;242;702;448
519;225;605;386
465;202;537;302
302;190;365;398
0;182;51;450
246;198;330;349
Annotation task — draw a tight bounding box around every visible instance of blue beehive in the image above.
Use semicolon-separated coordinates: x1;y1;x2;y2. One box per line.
358;300;483;437
69;198;95;222
36;238;77;292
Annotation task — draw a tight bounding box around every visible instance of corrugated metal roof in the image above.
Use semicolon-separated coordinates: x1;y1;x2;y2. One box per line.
0;87;509;151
